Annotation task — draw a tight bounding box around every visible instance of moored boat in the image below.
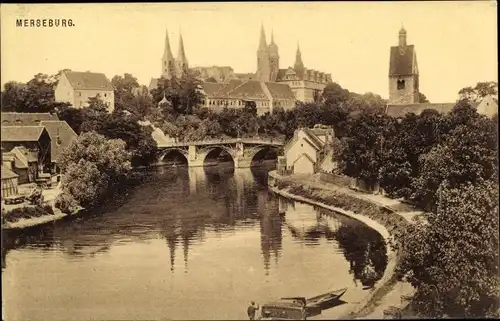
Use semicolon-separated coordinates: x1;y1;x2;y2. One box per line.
281;287;348;310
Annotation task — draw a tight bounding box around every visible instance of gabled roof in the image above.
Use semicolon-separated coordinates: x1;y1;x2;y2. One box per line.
39;120;78;162
385;103;456;118
63;71;113;91
1;126;48;142
302;128;325;150
226;80;267;100
1;112;59;126
1;166;18;180
293;152;315;165
265;82;296;100
389;45;416;76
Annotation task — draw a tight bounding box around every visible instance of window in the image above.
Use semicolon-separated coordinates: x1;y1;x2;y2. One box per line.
397;79;405;90
104;93;107;97
78;92;82;97
301;143;303;147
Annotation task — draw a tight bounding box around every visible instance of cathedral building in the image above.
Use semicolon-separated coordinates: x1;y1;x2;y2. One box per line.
149;25;332;110
255;25;332;103
149;28;190;90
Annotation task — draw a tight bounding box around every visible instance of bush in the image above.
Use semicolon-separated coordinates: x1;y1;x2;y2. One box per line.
2;205;55;224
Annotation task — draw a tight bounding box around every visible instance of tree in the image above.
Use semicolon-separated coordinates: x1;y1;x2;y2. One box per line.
336;112;392;188
56;106;86;134
379;110;446;199
393;179;499;318
458;81;498;102
418;92;429;103
345;92;387;114
411;113;497;211
243;100;257;116
151;72;204;115
1;73;70;113
56;132;131;209
111;73;154;117
1;82;27;111
322;82;350;107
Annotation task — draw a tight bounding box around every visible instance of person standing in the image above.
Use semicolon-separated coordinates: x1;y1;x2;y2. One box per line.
247;301;260;320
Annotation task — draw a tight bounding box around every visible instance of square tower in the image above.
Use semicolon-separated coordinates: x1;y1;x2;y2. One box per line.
388;27;419;105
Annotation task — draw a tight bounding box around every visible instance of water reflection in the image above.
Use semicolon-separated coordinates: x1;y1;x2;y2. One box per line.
278;198;388;285
2;164;388;320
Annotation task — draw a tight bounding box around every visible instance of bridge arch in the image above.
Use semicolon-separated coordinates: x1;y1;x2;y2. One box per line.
248;145;280;165
159;148;189;165
200;145;236;167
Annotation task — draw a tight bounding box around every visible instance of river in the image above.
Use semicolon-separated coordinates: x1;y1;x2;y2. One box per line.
1;163;388;320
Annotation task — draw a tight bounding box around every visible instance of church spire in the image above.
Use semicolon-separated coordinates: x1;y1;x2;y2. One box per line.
258;23;267;51
294;42;304;70
177;32;188;63
163;27;173;60
398;24;407;49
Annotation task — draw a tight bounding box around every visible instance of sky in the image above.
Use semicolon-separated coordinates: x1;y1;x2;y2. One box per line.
1;2;497;103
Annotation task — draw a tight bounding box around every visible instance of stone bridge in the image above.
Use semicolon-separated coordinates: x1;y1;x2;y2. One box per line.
157;138;285;168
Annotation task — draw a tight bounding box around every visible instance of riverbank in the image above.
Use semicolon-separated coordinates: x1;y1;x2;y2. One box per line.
268;171;423;319
1;183;85;230
1;169;154;231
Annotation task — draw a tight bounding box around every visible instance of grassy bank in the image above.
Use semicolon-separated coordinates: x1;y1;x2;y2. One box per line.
270;174;412;319
274;180;410;236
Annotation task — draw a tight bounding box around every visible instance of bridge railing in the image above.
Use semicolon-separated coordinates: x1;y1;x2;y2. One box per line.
158;137;285;148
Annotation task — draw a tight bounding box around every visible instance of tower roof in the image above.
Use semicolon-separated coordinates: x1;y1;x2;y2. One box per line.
258;23;267;51
177;33;188;63
163;27;174;61
294;42;304;70
268;29;279;55
389;45;416;76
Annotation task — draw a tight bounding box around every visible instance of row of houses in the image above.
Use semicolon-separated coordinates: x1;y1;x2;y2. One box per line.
1;112;78;198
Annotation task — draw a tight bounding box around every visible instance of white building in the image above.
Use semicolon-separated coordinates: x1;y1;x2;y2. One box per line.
282;125;336;175
55;70;115;112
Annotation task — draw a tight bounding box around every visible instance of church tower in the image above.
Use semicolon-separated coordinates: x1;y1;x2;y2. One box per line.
294;42;305;78
268;30;280;82
162;28;176;80
175;32;189;79
388;26;419;105
256;24;271;82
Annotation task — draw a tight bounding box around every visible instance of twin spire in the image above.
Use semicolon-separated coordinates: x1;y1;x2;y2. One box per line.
163;27;187;63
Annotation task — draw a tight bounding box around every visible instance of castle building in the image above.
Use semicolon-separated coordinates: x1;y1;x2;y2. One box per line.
255;25;332;103
199;79;296;115
150;25;332;107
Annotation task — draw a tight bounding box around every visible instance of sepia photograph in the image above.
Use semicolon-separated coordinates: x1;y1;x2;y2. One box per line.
1;1;498;320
